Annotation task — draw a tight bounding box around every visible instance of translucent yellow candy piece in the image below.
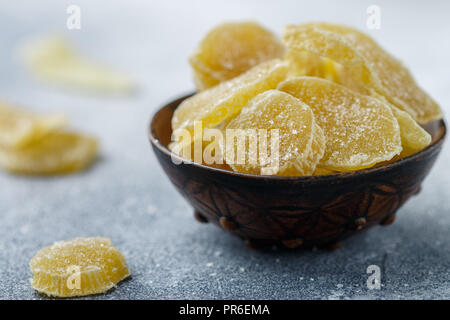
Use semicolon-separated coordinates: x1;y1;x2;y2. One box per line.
391;106;431;157
278;77;402;171
283;23;442;124
0;103;66;148
30;237;130;298
23;36;135;93
0;132;98;175
366;92;431;156
285;49;341;82
172;59;288;133
225;90;325;176
190;21;285;90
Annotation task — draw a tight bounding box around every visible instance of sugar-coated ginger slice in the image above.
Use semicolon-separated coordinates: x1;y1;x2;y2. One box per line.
172;59;288;133
23;36;135;93
225;90;325;176
367;92;431;157
286;50;431;158
190;21;285;90
0;103;66;148
283;23;442;124
30;237;130;297
278;77;402;171
0;131;98;175
391;106;431;157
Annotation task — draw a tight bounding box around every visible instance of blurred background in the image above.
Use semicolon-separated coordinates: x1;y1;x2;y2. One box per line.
0;0;448;299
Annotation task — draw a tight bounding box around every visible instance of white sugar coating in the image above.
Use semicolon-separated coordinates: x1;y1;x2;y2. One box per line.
390;105;431;153
278;77;401;170
29;237;130;297
30;238;130;297
225;89;325;175
30;238;119;273
283;23;442;124
172;59;288;132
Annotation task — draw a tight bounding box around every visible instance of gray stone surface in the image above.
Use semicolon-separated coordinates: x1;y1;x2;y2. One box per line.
0;1;448;300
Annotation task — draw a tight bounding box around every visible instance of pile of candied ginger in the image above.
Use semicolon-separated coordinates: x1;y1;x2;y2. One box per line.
170;22;443;176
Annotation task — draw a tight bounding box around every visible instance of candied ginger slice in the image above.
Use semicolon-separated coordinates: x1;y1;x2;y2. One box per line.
283;23;442;124
225;90;324;176
190;21;285;90
172;59;288;133
0;131;98;175
23;36;135;93
0;103;66;148
278;76;402;171
30;237;130;297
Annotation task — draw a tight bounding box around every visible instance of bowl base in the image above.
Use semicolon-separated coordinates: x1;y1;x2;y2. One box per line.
193;210;375;251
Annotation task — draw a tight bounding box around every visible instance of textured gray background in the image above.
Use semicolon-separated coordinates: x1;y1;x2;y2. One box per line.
0;0;448;300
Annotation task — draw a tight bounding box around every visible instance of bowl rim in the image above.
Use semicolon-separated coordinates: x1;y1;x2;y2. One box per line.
149;93;447;182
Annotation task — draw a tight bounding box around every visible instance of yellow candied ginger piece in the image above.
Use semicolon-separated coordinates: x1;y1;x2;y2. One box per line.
391;106;431;157
285;49;341;82
367;92;432;156
190;21;285;90
172;59;288;133
225;90;325;176
283;23;442;124
0;131;98;175
30;237;130;298
0;102;66;148
23;36;135;93
278;76;402;171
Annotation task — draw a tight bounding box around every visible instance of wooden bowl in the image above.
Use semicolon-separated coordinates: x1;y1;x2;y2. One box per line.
149;94;446;250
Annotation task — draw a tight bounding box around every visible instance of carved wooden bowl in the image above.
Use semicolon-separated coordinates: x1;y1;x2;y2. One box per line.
149;94;446;250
